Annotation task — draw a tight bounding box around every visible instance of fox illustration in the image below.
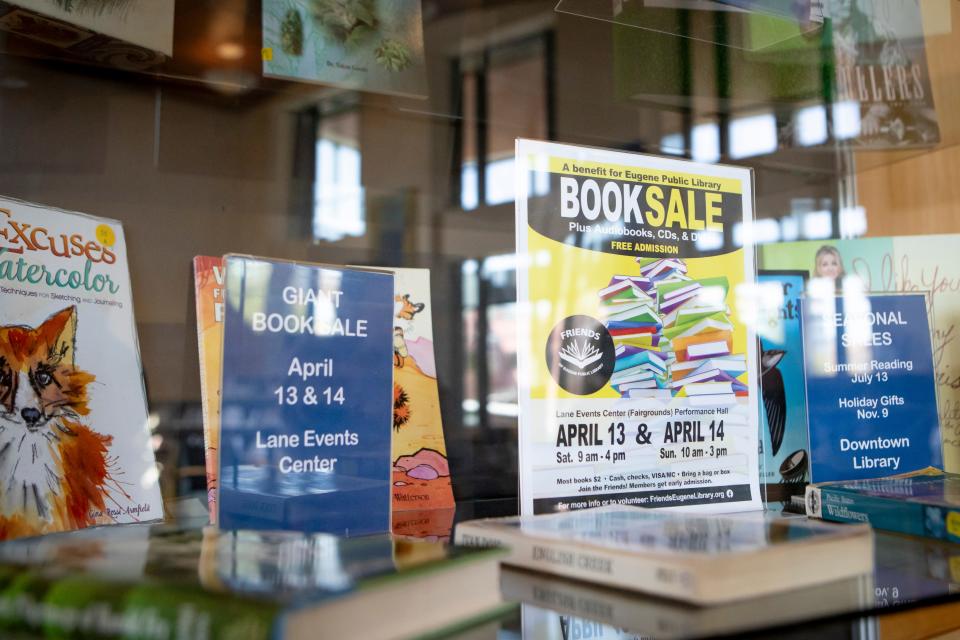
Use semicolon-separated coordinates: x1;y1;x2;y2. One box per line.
0;306;116;540
395;294;425;322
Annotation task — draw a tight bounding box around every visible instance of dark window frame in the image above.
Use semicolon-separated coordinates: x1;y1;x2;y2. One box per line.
450;30;556;211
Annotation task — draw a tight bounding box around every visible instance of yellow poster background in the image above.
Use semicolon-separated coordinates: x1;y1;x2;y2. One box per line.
526;228;748;399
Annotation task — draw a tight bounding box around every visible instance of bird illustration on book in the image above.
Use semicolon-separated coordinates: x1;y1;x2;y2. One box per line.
760;348;787;456
0;306;127;540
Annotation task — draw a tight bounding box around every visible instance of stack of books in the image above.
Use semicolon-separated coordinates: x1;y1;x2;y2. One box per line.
455;505;874;605
600;258;748;403
599;262;673;399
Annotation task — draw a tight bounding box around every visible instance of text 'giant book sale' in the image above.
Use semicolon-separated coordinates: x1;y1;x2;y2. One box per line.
217;255;395;535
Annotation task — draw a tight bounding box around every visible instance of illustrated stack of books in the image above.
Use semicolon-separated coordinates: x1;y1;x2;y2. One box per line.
600;258;749;403
599;268;669;399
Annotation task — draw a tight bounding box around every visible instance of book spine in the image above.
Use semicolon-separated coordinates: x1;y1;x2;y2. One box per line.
193;257;223;524
806;486;931;538
193;259;217;523
454;524;700;602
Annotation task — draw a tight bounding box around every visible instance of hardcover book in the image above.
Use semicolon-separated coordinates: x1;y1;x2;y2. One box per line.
455;505;873;604
192;256;225;522
0;196;162;540
217;255;395;535
806;468;960;542
262;0;428;98
0;524;508;640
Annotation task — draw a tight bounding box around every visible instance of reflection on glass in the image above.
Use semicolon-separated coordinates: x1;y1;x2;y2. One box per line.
781;216;801;242
460;254;521;428
483;255;519;423
803;210;833;240
734;219;781;246
796;104;829;147
486;157;517;206
460;71;479;211
660;132;685;156
457;34;549;211
736;280;789;345
729;112;777;160
692;122;720;164
840;206;868;238
806;276;840;374
314;111;364;242
832;100;863;140
461;260;479;427
461;161;479;210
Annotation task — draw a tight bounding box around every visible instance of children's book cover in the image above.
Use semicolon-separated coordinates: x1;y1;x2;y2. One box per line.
515;139;761;516
193;256;225;523
262;0;427;98
756;271;809;507
387;268;455;512
0;196;162;541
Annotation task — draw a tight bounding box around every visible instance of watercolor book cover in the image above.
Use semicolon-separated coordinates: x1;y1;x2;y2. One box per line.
193;256;224;523
0;196;162;541
388;268;454;513
262;0;427;98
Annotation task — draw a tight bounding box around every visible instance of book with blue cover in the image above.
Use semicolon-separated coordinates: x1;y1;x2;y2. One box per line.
217;255;395;535
806;468;960;543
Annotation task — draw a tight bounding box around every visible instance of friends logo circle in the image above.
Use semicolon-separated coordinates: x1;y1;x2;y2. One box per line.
545;315;615;395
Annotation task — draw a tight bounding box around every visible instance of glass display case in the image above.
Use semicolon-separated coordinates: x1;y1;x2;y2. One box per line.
0;0;959;637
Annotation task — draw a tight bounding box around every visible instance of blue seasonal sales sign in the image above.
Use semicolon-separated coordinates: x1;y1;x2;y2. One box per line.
217;255;394;535
802;292;942;483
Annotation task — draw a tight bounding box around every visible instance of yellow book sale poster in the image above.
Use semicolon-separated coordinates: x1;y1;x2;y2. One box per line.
515;139;761;515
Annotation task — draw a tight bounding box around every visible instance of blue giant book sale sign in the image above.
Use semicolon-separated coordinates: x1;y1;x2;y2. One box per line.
217;255;394;534
802;292;942;483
